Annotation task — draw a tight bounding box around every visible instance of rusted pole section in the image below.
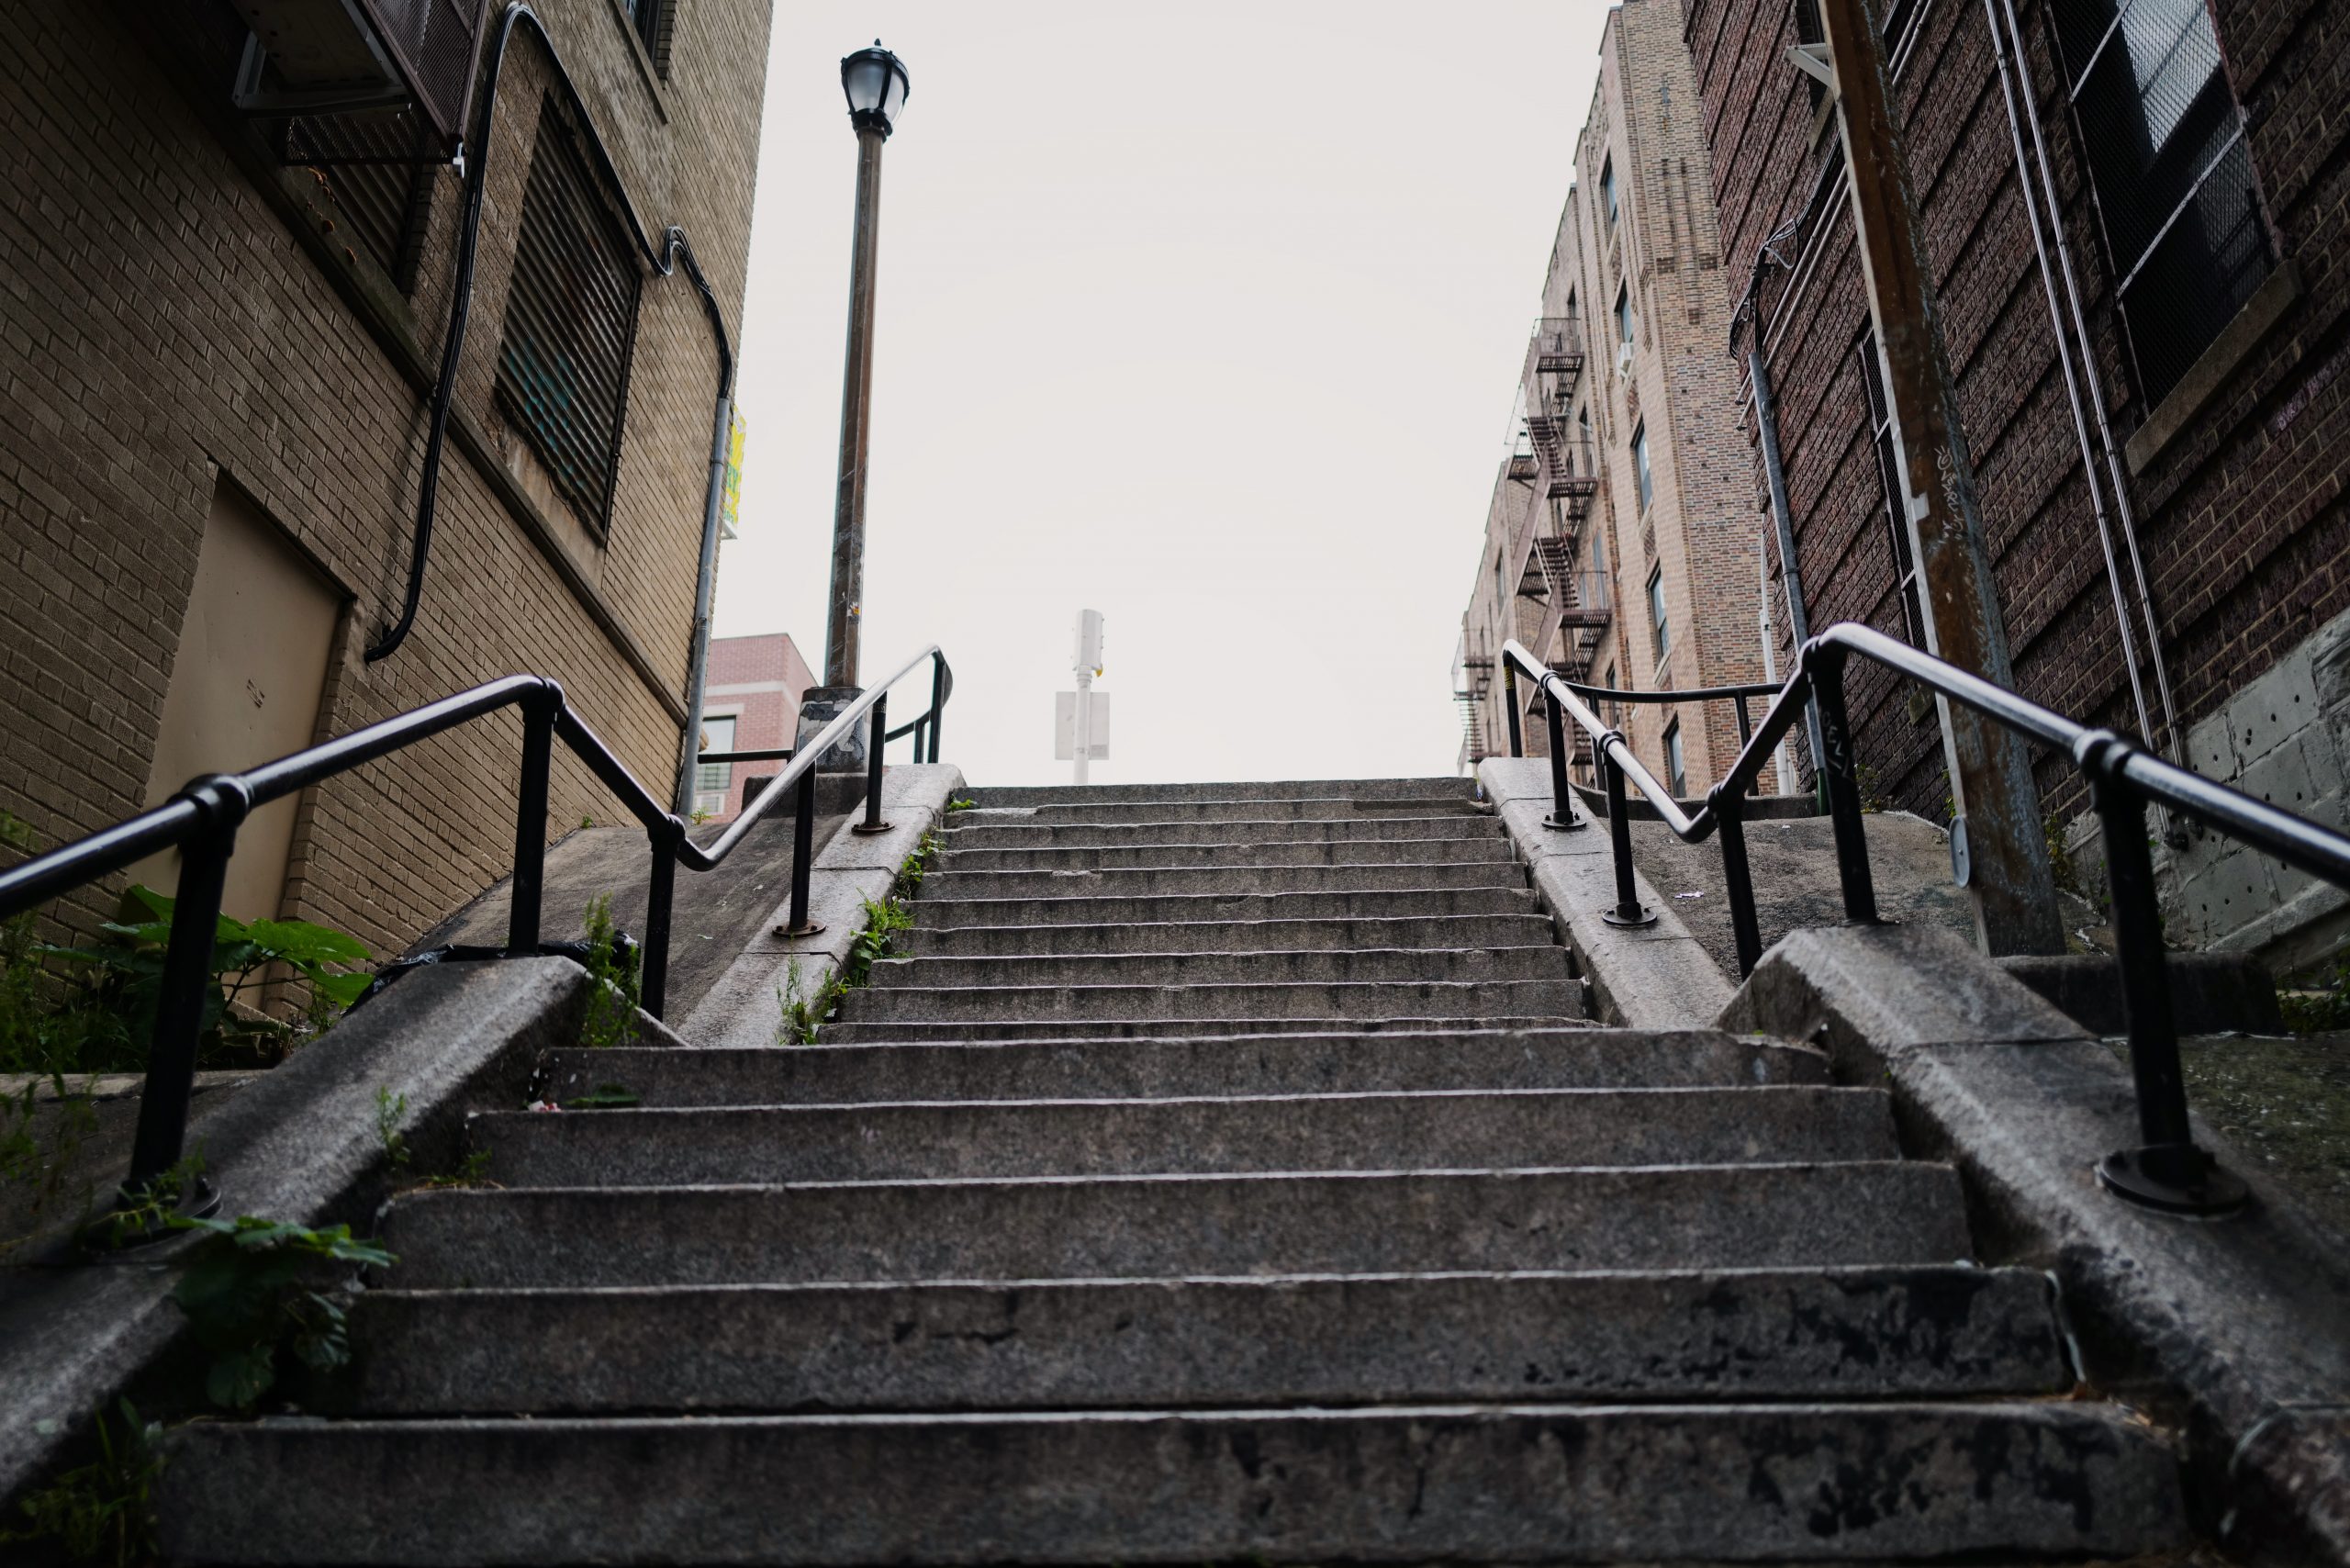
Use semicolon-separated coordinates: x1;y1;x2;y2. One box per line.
1815;0;2063;954
823;126;887;688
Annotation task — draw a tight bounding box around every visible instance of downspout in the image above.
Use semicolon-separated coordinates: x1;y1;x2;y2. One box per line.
367;0;739;747
1732;218;1829;808
1981;0;2169;757
661;229;735;813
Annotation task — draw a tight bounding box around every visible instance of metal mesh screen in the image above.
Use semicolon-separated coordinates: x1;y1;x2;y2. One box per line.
359;0;485;145
283;112;431;286
2053;0;2272;405
495;94;643;534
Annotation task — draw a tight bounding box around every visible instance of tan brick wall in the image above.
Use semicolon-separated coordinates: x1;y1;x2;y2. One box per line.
1460;0;1776;796
0;0;770;960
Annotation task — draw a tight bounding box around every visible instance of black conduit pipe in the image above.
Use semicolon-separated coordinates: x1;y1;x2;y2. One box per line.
367;0;736;670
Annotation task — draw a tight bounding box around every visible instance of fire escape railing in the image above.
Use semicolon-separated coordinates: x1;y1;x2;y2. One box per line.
0;645;952;1219
1500;625;2350;1219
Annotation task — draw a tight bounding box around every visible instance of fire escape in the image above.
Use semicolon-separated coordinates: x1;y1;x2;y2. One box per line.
1523;317;1609;654
1453;635;1494;767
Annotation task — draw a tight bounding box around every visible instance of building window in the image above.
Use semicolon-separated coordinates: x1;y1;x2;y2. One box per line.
1792;0;1829;106
1648;567;1670;663
1615;284;1635;347
496;95;644;536
694;714;736;815
1631;421;1653;512
1857;330;1925;644
1601;155;1618;225
626;0;677;73
2053;0;2272;407
1663;719;1687;798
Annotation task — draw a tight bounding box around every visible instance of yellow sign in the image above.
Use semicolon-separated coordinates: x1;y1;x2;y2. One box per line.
720;409;746;540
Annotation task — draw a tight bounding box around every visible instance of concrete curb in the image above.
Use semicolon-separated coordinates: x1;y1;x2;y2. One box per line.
1478;757;1733;1029
679;763;965;1049
1721;922;2350;1564
0;956;598;1506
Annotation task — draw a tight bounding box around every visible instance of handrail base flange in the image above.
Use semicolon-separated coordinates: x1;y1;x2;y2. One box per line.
2098;1145;2251;1217
1601;904;1659;928
849;820;895;836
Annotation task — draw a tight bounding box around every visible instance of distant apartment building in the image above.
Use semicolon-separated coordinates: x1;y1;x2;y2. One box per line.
1460;0;1775;797
692;633;817;823
0;0;767;958
1685;0;2350;969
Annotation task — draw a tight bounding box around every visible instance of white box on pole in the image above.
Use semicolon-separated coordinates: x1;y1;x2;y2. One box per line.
1054;690;1110;760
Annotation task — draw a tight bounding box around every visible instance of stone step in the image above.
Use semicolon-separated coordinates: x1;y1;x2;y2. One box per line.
377;1163;1971;1289
475;1088;1900;1186
965;777;1478;806
939;815;1499;850
903;913;1559;958
541;1029;1829;1107
906;886;1540;931
338;1265;2069;1415
863;946;1572;992
835;978;1587;1024
812;1014;1590;1043
954;795;1485;825
915;860;1526;900
934;835;1516;872
160;1402;2182;1564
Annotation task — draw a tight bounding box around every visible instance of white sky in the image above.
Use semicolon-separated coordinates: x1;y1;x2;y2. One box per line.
712;2;1607;786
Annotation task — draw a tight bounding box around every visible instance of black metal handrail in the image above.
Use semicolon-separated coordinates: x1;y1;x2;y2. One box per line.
1501;623;2350;1218
0;645;951;1214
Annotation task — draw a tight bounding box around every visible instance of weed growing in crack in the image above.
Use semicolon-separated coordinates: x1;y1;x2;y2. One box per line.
0;1397;161;1566
580;893;640;1049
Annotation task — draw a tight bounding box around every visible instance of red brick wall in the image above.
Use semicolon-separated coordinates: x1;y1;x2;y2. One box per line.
699;633;816;822
1687;0;2350;823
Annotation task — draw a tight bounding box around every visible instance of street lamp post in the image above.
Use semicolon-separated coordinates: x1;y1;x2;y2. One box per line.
822;40;910;689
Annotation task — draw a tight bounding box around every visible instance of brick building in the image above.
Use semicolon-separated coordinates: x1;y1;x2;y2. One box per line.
1686;0;2350;969
1460;0;1778;799
692;632;815;823
0;0;767;960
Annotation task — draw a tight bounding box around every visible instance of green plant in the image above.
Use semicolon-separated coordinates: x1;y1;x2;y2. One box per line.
167;1214;394;1411
688;807;713;825
26;887;371;1074
839;894;914;991
2044;812;2087;902
373;1087;410;1171
411;1148;494;1191
578;893;640;1049
946;797;977;812
563;1082;642;1109
1;1072;101;1229
776;958;836;1047
0;1398;161;1567
1852;763;1888;814
2281;953;2350;1034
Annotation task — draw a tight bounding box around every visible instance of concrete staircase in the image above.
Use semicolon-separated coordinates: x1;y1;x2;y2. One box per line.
159;777;2184;1563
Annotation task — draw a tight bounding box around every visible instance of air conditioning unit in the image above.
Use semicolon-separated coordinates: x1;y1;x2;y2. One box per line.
1615;340;1637;378
229;0;484;151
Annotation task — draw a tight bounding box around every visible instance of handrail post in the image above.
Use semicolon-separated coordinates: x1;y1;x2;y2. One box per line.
782;769;824;937
1542;689;1583;831
2080;734;2248;1215
1504;664;1525;758
926;655;946;763
1599;745;1657;928
851;691;892;836
122;776;245;1219
1715;790;1763;976
641;818;681;1020
507;683;557;958
1811;650;1881;924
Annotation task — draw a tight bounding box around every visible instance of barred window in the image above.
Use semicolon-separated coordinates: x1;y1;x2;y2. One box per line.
1858;330;1925;646
1663;719;1687;798
287;116;432;290
2052;0;2271;406
626;0;677;75
497;95;643;535
694;714;735;815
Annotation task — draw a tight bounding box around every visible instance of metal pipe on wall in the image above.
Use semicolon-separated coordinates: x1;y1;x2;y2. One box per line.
1984;0;2181;761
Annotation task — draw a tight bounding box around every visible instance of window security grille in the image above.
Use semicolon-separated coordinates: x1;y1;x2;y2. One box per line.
288;115;432;290
1858;330;1925;646
694;714;735;815
496;94;643;536
626;0;677;74
2052;0;2271;406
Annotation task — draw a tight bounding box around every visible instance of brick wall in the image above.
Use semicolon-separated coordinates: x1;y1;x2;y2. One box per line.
1687;0;2350;853
1460;0;1779;796
699;632;816;822
0;0;769;959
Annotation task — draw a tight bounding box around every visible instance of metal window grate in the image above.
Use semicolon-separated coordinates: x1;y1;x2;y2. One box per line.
2053;0;2271;406
284;113;433;288
627;0;676;74
496;94;643;536
1858;330;1925;646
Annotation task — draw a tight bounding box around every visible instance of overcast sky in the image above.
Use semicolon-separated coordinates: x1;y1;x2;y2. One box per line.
712;2;1606;786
